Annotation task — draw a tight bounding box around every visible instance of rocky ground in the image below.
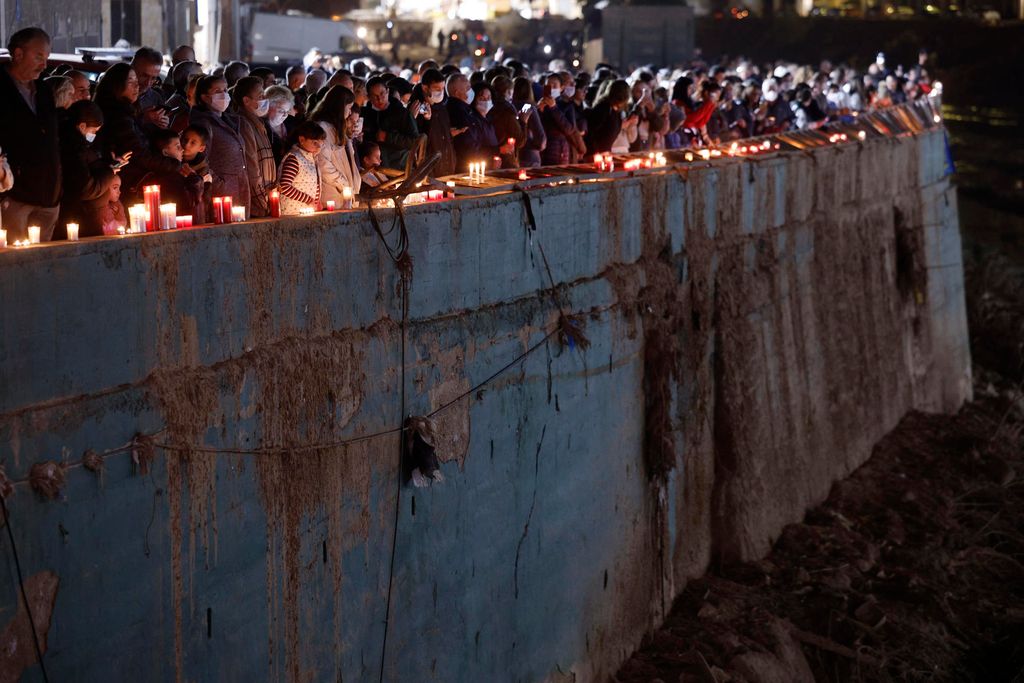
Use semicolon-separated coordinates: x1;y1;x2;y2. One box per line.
616;233;1024;682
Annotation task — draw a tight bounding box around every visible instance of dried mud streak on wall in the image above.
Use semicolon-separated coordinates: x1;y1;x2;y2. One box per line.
237;223;375;683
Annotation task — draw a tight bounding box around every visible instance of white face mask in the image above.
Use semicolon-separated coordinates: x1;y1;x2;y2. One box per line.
255;98;270;117
464;88;475;105
85;131;97;143
476;99;493;115
210;92;230;112
763;89;778;103
550;87;561;99
430;90;444;104
563;85;575;98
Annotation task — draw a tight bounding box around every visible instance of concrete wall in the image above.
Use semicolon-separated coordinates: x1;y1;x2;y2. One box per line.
0;128;970;682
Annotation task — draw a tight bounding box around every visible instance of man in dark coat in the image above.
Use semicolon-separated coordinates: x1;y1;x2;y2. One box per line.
0;27;62;241
487;76;526;170
132;47;170;134
412;68;457;176
361;75;419;170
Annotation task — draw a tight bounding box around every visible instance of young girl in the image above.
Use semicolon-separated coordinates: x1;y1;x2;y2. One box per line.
95;174;128;235
277;121;325;216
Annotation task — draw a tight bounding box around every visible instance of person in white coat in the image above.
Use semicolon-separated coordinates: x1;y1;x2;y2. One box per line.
308;85;361;203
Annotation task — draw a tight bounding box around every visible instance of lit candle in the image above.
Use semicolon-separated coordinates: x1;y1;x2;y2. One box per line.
445;180;456;198
299;207;315;216
325;200;336;212
518;169;528;181
269;190;281;218
604;153;614;172
231;206;246;223
341;186;354;209
222;196;233;223
27;225;41;243
507;137;515;147
143;185;161;232
66;223;80;241
212;197;224;225
857;131;867;141
594;153;603;171
159;203;176;230
0;228;7;248
176;215;193;229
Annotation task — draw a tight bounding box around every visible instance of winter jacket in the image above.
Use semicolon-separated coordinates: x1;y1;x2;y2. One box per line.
0;65;62;207
315;120;361;203
95;96;181;203
190;106;251;216
414;96;457;177
361;99;419;170
447;98;499;173
515;106;546;168
540;99;577;166
584;101;622;157
57;121;116;238
487;98;525;170
238;109;277;217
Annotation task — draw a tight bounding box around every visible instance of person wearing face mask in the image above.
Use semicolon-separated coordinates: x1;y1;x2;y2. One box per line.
447;77;513;173
537;73;577;166
556;71;587;163
309;85;361;205
264;85;297;165
412;68;456;176
232;76;277;217
189;74;250;217
95;62;181;206
360;75;419;170
57;100;117;239
487;76;528;170
511;76;546;167
760;77;794;134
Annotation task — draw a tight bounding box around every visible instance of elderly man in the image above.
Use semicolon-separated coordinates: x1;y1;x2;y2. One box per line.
132;46;169;129
360;75;419;170
67;69;92;103
0;27;62;240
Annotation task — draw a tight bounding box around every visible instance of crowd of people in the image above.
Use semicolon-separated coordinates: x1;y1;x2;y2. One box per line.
0;26;941;242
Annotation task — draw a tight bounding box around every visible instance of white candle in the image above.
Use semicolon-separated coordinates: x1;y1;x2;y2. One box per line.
128;205;147;234
27;225;41;243
341;186;353;209
231;206;246;223
325;200;336;211
0;229;6;248
159;203;176;230
66;223;80;241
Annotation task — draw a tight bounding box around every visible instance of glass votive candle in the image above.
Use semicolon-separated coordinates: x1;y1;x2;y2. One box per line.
27;225;41;243
175;215;193;229
325;200;336;211
231;206;245;223
341;186;353;209
0;228;7;248
66;223;80;241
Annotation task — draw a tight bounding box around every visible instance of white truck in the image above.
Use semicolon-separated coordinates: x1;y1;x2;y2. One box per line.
248;11;378;66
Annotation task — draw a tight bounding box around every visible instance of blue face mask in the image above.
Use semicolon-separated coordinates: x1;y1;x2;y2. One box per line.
85;131;97;143
465;88;475;106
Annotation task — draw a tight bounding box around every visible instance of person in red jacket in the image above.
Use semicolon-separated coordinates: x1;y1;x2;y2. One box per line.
683;81;722;146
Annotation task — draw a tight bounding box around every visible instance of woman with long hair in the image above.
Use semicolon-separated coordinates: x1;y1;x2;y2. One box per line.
93;62;182;203
511;76;545;167
308;84;361;202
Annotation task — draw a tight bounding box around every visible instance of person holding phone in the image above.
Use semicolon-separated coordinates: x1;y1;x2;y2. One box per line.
415;69;456;176
538;73;577;166
511;77;545;168
94;63;185;206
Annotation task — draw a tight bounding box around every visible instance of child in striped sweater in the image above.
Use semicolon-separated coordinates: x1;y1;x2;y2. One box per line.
277;121;326;215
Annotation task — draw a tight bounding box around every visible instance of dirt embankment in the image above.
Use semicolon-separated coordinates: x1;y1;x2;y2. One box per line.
616;252;1024;682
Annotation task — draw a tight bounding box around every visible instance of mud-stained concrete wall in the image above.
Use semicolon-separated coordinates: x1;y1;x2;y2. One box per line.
0;128;969;682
